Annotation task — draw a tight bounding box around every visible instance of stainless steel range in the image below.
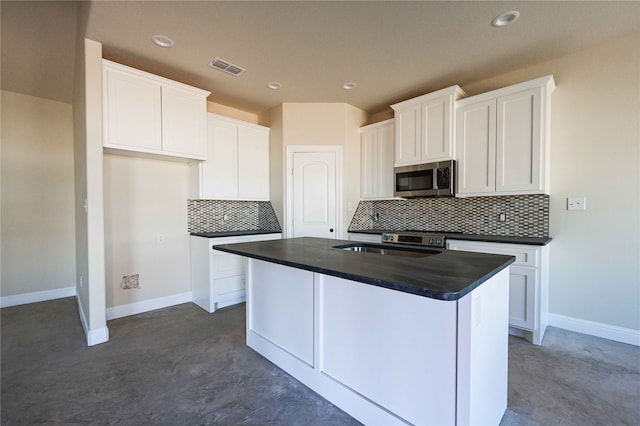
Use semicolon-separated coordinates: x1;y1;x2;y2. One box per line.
381;231;455;248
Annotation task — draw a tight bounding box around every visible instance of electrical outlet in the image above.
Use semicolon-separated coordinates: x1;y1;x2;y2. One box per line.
499;213;506;222
567;197;586;211
157;233;165;244
223;214;229;221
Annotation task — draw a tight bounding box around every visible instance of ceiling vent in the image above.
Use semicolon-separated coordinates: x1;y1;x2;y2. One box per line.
207;57;247;77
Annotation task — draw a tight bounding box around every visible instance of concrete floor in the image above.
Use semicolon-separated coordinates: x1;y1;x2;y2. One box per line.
1;298;639;425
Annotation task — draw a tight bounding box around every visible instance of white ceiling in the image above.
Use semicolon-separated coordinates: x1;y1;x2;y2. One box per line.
2;1;639;114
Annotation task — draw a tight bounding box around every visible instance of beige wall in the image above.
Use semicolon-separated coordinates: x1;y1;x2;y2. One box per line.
267;103;367;237
103;155;191;308
262;104;285;229
462;34;640;331
72;34;108;344
1;91;76;296
207;101;258;124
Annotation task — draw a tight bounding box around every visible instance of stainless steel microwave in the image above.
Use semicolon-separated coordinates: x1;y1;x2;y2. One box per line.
394;160;455;198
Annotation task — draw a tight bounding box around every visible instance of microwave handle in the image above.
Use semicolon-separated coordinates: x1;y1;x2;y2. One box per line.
433;167;439;189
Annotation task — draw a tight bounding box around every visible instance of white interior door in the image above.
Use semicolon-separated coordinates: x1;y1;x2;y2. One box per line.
292;151;337;238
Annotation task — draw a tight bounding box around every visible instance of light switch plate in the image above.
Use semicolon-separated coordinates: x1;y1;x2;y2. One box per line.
567;197;586;211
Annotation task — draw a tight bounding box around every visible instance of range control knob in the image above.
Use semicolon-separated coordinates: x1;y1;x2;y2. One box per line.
428;237;435;244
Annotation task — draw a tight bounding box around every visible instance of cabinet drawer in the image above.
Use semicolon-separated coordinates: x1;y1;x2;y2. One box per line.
215;274;245;296
446;240;539;267
211;252;246;278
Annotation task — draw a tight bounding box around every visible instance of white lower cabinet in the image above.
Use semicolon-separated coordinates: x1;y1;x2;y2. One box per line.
447;239;549;344
190;233;281;313
245;258;509;425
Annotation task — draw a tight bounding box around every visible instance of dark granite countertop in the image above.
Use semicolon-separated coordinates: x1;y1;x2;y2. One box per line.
213;237;514;301
348;229;551;246
191;230;282;238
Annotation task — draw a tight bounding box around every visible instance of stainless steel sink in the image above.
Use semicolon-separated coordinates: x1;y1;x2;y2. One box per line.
333;244;439;258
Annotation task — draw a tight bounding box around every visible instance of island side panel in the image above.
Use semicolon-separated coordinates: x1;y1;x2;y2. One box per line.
246;259;314;367
456;267;510;425
317;273;458;426
246;259;414;425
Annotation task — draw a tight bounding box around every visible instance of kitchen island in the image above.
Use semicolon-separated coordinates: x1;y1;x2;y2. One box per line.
214;237;515;425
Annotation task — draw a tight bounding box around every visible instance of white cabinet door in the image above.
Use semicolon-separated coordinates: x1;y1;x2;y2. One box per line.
319;273;457;426
237;125;270;200
360;127;378;199
496;87;542;193
394;104;421;166
161;85;207;159
201;116;238;199
508;265;537;330
456;99;497;195
422;94;453;162
360;120;394;199
103;65;162;151
377;121;395;197
247;260;315;366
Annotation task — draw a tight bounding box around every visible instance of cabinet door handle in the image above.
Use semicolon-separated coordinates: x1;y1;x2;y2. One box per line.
329;228;334;233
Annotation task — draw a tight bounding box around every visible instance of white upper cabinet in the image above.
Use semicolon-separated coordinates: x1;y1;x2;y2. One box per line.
391;86;466;166
496;87;543;193
237;124;270;200
103;60;209;160
192;114;270;201
393;105;421;165
456;99;497;194
360;119;395;199
456;76;555;197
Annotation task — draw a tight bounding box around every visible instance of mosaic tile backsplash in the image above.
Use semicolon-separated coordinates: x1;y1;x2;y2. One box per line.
187;200;282;233
348;195;549;238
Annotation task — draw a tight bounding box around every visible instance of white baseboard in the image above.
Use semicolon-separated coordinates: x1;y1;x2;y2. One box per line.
106;291;193;321
87;326;110;346
548;313;640;347
75;293;110;347
0;286;76;308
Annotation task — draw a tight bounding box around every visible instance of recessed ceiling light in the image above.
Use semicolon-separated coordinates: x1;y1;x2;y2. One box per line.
267;82;282;90
151;34;175;48
342;82;357;90
491;10;520;28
